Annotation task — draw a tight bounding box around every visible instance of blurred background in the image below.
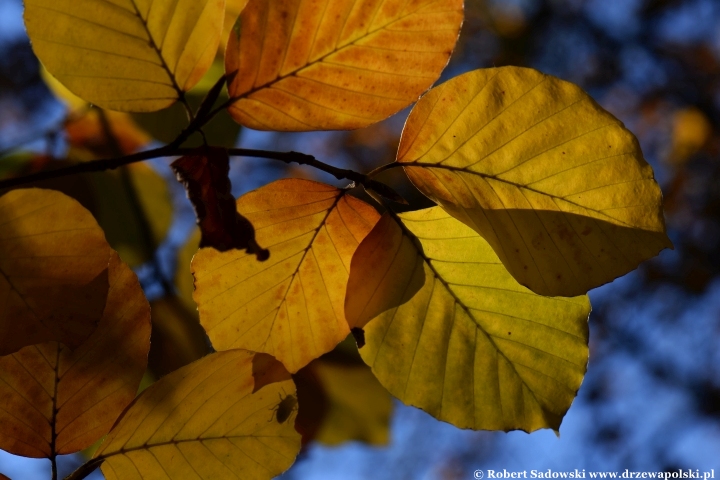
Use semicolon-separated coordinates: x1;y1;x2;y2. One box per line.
1;0;720;478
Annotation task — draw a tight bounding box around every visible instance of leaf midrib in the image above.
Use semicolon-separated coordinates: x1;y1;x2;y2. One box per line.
229;0;450;105
389;212;567;421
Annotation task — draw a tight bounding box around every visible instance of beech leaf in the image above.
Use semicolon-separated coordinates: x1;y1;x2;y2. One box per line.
192;179;380;373
93;350;301;480
346;207;590;432
0;253;150;457
397;67;673;296
0;188;113;355
225;0;464;131
172;147;269;259
24;0;225;111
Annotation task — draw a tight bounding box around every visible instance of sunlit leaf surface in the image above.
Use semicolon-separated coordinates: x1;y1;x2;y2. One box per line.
24;0;225;111
347;207;590;432
193;179;379;373
0;188;112;355
398;67;673;296
0;253;150;457
225;0;464;131
94;350;301;480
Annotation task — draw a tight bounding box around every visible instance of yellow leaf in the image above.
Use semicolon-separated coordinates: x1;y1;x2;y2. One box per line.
24;0;226;112
175;228;201;313
346;207;590;432
669;107;711;165
93;350;301;480
225;0;464;131
148;297;209;377
192;179;380;372
397;67;673;297
219;0;249;55
0;253;150;457
0;188;112;355
313;360;392;446
40;66;87;111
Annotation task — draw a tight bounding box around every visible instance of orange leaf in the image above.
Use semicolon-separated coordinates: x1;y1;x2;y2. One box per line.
0;188;113;355
0;253;150;457
225;0;464;131
192;179;379;372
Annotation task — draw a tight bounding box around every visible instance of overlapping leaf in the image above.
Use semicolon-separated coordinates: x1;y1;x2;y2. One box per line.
93;350;301;480
0;253;150;457
192;179;379;373
0;188;112;355
225;0;464;131
397;67;673;297
24;0;225;111
346;207;590;432
312;360;392;446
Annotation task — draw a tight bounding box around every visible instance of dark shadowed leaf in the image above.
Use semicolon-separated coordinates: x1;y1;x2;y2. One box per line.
0;253;150;457
0;188;112;355
172;147;268;259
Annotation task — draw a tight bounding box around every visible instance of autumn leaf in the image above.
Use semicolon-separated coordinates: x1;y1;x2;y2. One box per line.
219;0;250;55
0;253;150;457
172;147;269;258
346;207;590;432
24;0;225;111
397;67;673;297
148;297;209;377
93;350;301;480
0;188;113;355
311;360;392;446
192;179;380;373
66;109;152;158
225;0;464;131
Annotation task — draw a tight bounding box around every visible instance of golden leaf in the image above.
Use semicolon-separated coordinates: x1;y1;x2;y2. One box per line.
397;67;673;296
0;188;113;355
94;350;301;480
24;0;225;111
225;0;464;131
192;179;379;372
346;207;590;432
0;253;150;457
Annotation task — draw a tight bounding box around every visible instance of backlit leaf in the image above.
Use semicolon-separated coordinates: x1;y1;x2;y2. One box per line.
0;188;112;355
192;179;380;372
220;0;249;55
312;360;392;446
225;0;464;131
172;147;268;258
93;350;301;480
24;0;225;111
346;207;590;432
66;109;152;158
397;67;673;297
0;253;150;457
